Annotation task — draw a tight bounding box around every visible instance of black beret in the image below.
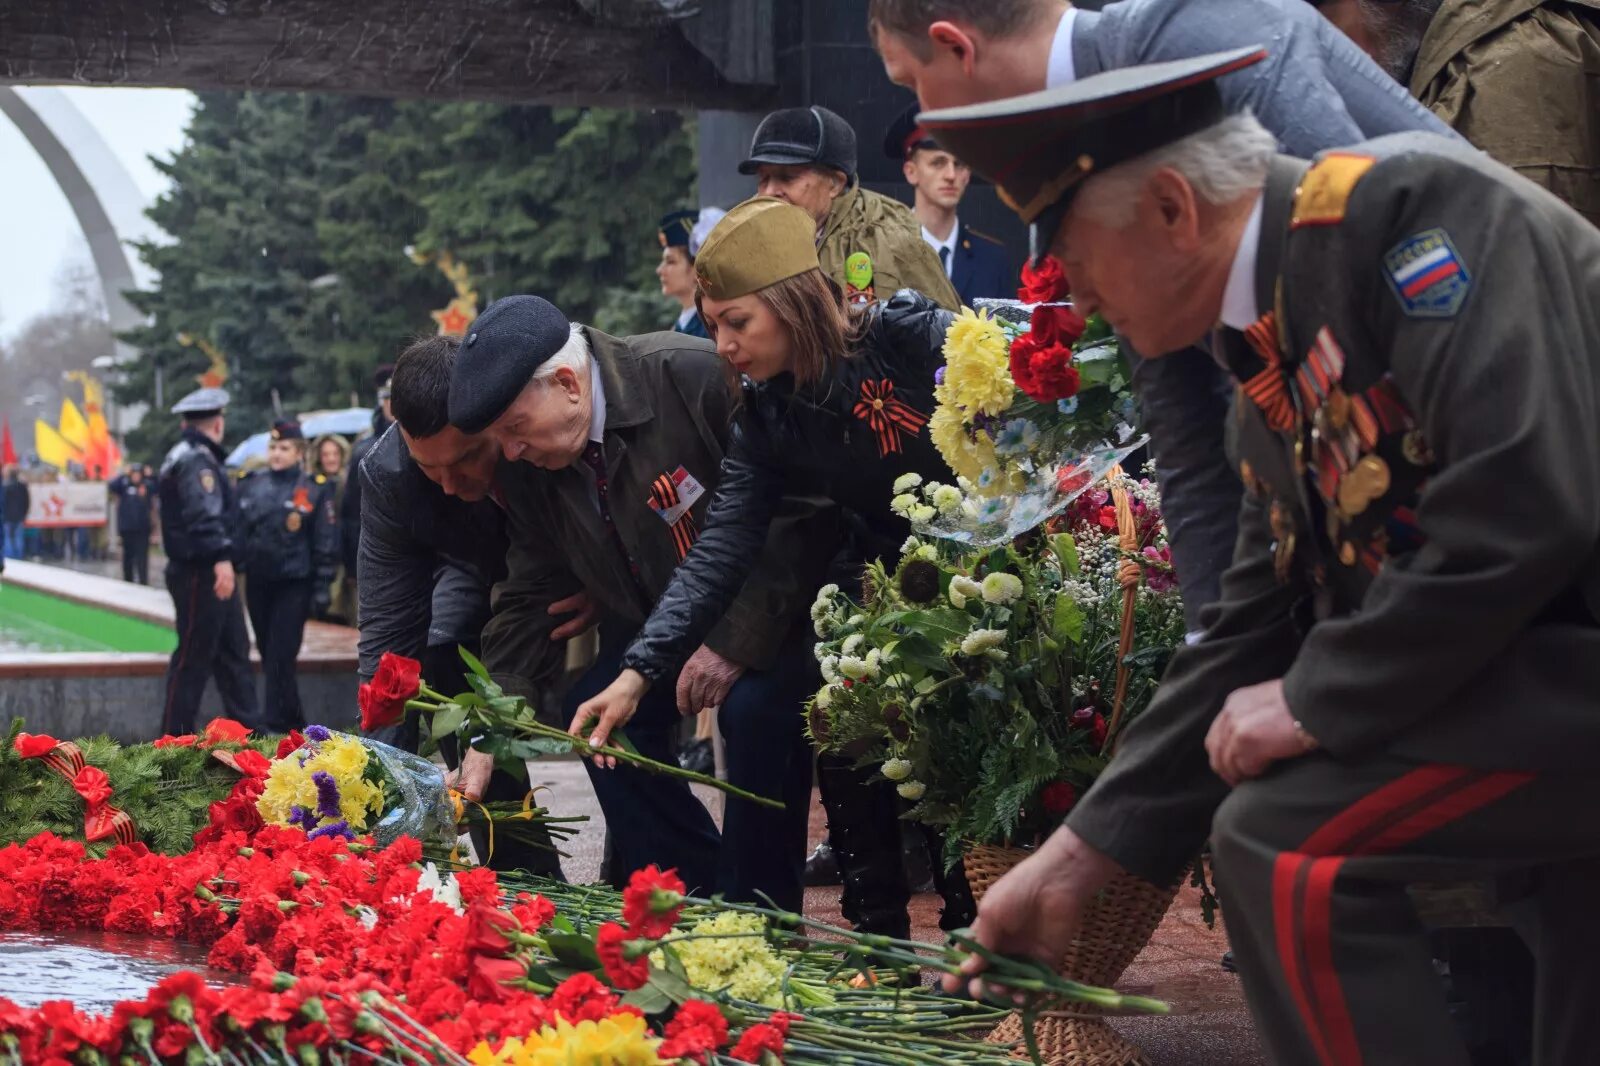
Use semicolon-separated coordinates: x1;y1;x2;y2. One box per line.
269;419;304;441
739;106;857;180
447;295;572;433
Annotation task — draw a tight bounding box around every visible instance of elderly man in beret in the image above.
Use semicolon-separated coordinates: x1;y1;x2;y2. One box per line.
742;104;960;311
446;295;836;909
923;48;1600;1064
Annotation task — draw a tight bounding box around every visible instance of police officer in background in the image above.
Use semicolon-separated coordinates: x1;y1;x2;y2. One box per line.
884;105;1013;306
158;388;258;736
236;418;340;732
108;464;154;585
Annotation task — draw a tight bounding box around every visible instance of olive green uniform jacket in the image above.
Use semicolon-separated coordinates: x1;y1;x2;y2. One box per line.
481;327;837;699
818;184;962;310
1412;0;1600;225
1066;133;1600;886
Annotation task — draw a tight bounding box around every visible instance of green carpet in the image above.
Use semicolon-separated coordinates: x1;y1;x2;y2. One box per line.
0;584;176;654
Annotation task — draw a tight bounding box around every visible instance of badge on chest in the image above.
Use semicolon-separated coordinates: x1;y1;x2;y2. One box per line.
647;466;704;562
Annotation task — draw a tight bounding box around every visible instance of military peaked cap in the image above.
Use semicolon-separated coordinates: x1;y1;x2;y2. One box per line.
171;387;230;418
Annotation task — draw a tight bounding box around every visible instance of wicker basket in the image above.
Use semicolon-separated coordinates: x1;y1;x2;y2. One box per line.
960;467;1178;1065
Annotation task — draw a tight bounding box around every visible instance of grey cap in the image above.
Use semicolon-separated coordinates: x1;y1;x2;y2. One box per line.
171;387;231;417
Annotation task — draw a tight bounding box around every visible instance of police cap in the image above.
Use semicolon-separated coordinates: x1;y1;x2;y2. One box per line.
883;103;938;161
918;47;1266;235
447;295;572;433
171;387;230;418
269;419;304;441
659;210;697;249
739;106;858;181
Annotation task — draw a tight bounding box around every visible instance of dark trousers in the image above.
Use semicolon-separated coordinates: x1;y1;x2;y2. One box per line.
365;642;563;878
245;577;311;732
121;534;150;585
1212;755;1599;1066
563;634;814;910
163;562;257;735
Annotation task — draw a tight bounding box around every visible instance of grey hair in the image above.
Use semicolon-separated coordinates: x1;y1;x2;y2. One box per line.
1073;113;1278;230
531;323;591;382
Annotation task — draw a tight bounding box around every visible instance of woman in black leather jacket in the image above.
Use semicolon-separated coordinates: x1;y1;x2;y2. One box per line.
575;196;970;936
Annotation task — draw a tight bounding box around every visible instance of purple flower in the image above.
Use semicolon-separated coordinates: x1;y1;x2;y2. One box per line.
934;366;946;386
307;820;354;841
288;805;317;831
304;724;332;742
312;770;343;820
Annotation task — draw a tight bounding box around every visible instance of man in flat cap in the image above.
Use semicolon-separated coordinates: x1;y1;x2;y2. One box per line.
883;104;1014;306
447;295;835;907
742;105;960;311
927;48;1600;1063
157;387;258;735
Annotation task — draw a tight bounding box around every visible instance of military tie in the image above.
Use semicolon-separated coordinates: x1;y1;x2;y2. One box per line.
579;441;642;585
939;245;951;276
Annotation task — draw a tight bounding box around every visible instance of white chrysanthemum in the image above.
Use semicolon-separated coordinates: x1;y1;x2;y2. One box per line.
841;634;865;657
820;655;840;684
960;628;1007;656
846;613;867;627
931;484;963;515
890;493;918;517
865;648;882;677
839;655;870;680
892;472;924;494
881;758;913;782
949;587;967;609
813;685;834;710
985;648;1009;663
909;504;937;524
901;534;923;556
897;780;927;801
951;575;982;600
813;642;830;661
914;544;939;562
981;572;1024;605
414;862;464;914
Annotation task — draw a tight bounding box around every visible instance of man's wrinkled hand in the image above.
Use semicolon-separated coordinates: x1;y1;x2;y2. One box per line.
444;748;495;802
548;589;599;642
1204;678;1316;787
213;560;236;600
675;645;746;716
570;669;650;770
945;827;1119;998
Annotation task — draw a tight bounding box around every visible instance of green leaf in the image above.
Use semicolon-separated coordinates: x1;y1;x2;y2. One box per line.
458;645;492;682
875;609;972;645
430;705;468;741
619;980;673;1015
1052;596;1085;645
545;932;601;969
645;968;697;1005
477;734;571;761
1050;534;1080;577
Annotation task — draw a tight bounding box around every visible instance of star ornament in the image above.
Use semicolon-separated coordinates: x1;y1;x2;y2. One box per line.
432;297;477;338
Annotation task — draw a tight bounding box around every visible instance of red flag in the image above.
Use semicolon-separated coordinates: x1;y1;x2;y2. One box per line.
1;417;17;466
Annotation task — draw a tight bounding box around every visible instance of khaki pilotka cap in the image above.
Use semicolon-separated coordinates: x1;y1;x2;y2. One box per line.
693;197;820;300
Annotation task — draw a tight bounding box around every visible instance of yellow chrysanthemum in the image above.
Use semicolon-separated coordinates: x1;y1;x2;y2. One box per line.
468;1015;663;1066
939;308;1014;416
255;733;385;831
929;403;1006;490
652;912;789;1008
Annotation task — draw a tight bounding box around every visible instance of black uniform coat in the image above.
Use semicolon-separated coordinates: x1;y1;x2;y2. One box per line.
483;328;839;697
108;475;153;535
235;466;340;585
620;291;954;683
949;221;1015;306
158;427;236;566
1066;134;1600;886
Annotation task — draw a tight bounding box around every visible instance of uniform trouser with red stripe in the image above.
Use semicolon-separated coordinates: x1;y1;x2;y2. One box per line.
1211;754;1600;1066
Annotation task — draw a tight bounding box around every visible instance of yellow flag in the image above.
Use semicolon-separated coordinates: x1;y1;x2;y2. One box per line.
34;419;84;469
58;399;90;451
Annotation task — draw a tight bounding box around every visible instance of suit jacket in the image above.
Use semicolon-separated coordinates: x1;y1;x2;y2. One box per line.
1411;0;1600;226
1068;134;1600;885
482;327;838;699
948;221;1014;306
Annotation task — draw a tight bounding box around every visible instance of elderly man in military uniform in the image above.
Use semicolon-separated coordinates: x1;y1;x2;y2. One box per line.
446;295;835;908
741;105;959;310
157;387;258;736
924;49;1600;1064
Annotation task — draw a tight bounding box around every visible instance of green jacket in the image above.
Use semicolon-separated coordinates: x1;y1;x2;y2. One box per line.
1067;135;1600;885
1412;0;1600;225
818;184;962;311
481;327;837;699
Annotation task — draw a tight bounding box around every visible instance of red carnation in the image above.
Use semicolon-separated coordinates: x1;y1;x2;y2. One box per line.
547;972;622;1024
275;731;306;758
200;719;252;747
729;1021;788;1063
1040;781;1077;817
13;732;60;760
152;734;198;749
660;999;730;1063
595;921;651;990
71;766;114;810
359;653;423;731
231;749;272;780
622;865;685;939
1030;303;1087;348
511;892;555;932
1018;254;1070;304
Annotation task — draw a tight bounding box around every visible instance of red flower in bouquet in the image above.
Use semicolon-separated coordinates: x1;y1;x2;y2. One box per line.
464;902;514;956
596;921;651;990
1018;254;1071;304
547;972;627;1024
511;891;555;932
1069;707;1108;749
200;718;252;746
455;866;501;908
622;864;685;939
466;954;527;1003
359;653;423;731
660;999;730;1063
1009;305;1086;405
13;732;60;760
729;1015;791;1063
275;730;306;758
152;734;197;749
1040;781;1077;817
231;749;272;779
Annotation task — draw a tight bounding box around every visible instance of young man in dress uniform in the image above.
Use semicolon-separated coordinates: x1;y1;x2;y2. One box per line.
883;105;1013;306
157;387;258;735
924;49;1600;1064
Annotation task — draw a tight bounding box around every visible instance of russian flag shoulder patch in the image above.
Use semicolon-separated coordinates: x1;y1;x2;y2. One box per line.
1383;228;1471;318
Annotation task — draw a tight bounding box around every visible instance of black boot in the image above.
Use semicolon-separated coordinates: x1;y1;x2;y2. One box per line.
817;754;911;939
920;824;976;932
804;839;842;886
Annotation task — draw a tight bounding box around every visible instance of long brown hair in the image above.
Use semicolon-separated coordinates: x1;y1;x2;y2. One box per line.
699;267;871;394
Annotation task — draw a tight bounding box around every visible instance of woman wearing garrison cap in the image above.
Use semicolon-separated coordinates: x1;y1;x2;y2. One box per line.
572;196;975;938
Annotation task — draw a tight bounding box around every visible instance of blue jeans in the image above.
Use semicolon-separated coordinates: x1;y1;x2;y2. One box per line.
2;522;23;559
564;631;815;910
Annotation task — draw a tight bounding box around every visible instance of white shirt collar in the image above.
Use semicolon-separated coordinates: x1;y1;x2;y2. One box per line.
1046;6;1079;88
921;220;959;275
675;306;697;331
588;356;607;444
1219;193;1265;331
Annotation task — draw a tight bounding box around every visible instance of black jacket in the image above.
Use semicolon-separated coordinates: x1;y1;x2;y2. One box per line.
2;478;29;525
235;466;340;584
355;424;508;680
340;407;390;573
620;290;953;681
158;428;237;566
108;475;154;535
949;221;1017;306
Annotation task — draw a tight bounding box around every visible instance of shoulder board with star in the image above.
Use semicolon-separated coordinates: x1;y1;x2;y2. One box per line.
964;227;1005;246
1291;152;1378;229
